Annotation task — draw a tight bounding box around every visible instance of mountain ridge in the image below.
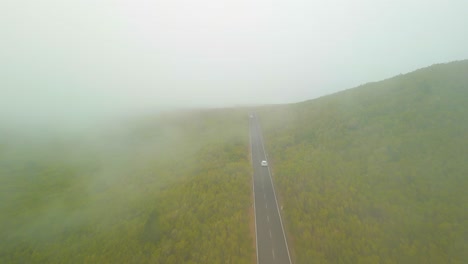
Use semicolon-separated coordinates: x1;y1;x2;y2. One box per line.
259;59;468;263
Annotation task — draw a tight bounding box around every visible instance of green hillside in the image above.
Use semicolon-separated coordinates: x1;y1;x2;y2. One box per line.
0;109;253;263
259;60;468;263
1;60;466;264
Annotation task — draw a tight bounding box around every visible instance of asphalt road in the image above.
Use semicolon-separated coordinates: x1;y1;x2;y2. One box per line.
249;113;292;264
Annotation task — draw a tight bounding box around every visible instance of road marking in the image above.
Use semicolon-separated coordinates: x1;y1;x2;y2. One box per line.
269;230;272;238
256;117;293;264
272;249;275;259
266;203;268;209
267;215;270;222
264;193;266;199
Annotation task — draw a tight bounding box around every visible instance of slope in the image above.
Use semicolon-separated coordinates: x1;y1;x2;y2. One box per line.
0;109;253;263
259;60;468;263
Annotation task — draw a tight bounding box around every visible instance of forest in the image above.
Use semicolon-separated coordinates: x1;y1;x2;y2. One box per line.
0;109;254;263
258;60;468;263
1;60;467;264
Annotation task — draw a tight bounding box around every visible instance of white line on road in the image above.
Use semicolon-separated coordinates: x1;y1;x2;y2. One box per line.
269;230;272;238
267;215;270;222
272;249;275;259
256;117;293;264
266;204;268;208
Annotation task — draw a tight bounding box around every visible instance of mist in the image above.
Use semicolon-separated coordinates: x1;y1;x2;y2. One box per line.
2;1;467;262
2;0;468;124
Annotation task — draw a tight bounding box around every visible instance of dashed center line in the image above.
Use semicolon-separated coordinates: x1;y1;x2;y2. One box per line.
251;114;292;264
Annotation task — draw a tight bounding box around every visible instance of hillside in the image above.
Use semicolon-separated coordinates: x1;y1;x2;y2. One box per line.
259;60;468;263
0;109;253;263
1;60;466;263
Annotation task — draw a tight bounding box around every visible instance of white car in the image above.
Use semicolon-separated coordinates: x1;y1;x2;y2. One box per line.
261;160;268;167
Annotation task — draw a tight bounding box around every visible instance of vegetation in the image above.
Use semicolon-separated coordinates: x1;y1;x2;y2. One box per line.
0;109;253;263
2;60;466;264
259;60;468;263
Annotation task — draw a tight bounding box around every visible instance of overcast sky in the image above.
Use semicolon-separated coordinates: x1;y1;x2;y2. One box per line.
2;0;468;121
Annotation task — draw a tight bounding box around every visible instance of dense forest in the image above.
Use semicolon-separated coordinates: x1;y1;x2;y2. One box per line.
0;109;253;263
2;60;467;264
259;60;468;263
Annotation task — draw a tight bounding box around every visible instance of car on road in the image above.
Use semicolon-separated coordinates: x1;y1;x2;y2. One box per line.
261;160;268;167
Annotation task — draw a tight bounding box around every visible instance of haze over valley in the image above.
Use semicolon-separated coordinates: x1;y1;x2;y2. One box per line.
1;0;467;263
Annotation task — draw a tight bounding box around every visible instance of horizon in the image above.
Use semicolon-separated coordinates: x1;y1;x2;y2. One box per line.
2;0;468;123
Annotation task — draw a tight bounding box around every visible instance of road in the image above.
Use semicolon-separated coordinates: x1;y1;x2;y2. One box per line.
249;113;292;264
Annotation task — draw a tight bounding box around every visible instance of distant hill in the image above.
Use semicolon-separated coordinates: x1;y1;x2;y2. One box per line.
259;60;468;263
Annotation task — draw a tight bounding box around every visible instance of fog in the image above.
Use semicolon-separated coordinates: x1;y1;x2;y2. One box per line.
2;0;468;123
0;106;248;262
1;2;467;261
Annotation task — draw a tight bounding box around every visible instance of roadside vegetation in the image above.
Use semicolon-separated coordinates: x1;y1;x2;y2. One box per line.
2;60;466;264
0;109;253;263
259;60;468;263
